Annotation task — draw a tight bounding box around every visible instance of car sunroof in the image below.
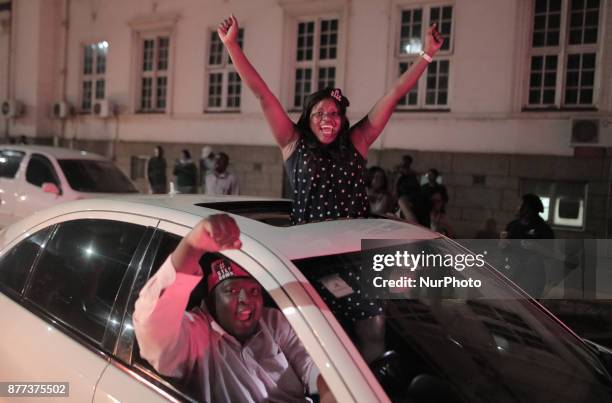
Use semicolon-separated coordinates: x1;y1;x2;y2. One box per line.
195;200;292;227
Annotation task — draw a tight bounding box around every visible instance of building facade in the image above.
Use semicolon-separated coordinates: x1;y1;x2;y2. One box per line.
0;0;611;237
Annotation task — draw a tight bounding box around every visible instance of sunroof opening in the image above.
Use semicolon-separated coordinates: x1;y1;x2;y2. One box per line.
195;200;292;227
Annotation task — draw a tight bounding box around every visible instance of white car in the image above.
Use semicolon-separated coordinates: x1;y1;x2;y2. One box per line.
0;195;611;403
0;145;138;226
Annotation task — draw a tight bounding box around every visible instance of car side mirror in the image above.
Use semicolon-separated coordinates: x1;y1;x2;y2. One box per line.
42;182;61;196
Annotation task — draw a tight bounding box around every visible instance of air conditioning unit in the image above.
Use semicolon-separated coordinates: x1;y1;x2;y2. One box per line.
570;118;612;147
93;99;114;118
0;99;23;118
52;101;71;119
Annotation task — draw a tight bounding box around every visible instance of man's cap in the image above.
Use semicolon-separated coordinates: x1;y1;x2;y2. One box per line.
207;258;251;293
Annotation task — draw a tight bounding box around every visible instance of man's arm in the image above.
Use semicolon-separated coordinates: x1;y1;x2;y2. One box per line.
133;214;242;376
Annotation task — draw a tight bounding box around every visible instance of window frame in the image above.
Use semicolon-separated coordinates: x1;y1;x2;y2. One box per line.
136;33;171;114
393;3;455;111
523;0;604;110
79;40;109;114
204;28;245;112
287;13;344;111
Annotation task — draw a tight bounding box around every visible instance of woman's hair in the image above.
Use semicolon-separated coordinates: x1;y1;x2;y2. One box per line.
366;166;388;190
155;145;164;158
182;149;191;159
295;87;351;157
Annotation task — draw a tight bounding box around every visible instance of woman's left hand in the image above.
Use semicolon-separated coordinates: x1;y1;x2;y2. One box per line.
423;23;444;56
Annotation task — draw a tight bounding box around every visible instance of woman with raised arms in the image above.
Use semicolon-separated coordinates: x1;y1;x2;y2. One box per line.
218;15;443;225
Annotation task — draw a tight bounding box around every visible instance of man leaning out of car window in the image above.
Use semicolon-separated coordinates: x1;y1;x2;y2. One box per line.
133;214;335;403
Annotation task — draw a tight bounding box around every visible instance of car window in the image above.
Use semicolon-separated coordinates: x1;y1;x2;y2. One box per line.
0;227;53;296
128;231;321;403
293;239;612;402
25;153;60;187
57;159;138;193
0;149;25;178
25;219;146;347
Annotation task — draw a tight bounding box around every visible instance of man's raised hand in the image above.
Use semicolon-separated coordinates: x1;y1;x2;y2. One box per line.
186;214;242;253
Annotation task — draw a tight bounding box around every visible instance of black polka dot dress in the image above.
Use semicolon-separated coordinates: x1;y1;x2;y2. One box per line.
284;138;370;225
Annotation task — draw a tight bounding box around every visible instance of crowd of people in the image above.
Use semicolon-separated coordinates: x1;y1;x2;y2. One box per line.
365;155;454;237
147;145;239;196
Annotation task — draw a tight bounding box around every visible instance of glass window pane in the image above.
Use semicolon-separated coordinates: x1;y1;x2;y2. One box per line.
26;155;59;187
0;227;52;295
542;89;555;104
530;73;542;87
95;80;105;100
529;90;541;104
582;53;596;68
532;32;545;47
579;89;593;104
546;31;559;46
531;56;543;70
26;219;146;346
565;89;578;104
545;55;557;69
572;0;585;11
83;45;94;75
583;28;598;43
0;149;25;178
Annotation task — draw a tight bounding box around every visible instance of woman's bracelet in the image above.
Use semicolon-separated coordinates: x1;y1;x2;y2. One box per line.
419;51;433;63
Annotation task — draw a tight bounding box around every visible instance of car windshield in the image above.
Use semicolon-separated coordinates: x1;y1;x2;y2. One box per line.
293;238;612;402
58;159;138;193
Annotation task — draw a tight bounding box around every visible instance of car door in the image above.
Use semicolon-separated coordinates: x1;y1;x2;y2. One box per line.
0;212;157;402
95;220;382;403
13;153;65;220
0;148;26;226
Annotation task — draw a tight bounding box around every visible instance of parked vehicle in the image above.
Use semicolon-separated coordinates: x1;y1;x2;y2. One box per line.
0;145;138;226
1;195;611;402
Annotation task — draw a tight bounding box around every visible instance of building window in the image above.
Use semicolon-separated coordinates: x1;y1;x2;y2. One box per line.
526;0;601;109
292;18;339;109
81;41;108;112
522;180;587;229
206;29;244;111
395;5;453;109
139;36;170;113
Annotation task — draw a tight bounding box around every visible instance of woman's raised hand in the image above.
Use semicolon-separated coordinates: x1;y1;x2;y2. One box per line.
217;15;239;45
423;22;444;56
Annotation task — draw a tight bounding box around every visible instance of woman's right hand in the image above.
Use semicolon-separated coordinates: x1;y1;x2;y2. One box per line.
217;15;239;45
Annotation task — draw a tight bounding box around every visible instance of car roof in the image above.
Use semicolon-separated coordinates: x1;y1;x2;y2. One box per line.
2;195;440;260
0;145;107;160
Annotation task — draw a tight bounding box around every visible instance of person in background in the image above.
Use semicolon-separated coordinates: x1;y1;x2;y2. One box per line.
501;193;554;298
199;146;216;193
396;174;430;227
366;166;394;216
173;149;198;194
205;152;240;195
133;214;335;403
421;168;448;205
147;145;168;194
429;189;454;237
393;154;418;199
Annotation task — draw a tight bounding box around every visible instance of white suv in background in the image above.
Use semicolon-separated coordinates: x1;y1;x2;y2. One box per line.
0;145;139;226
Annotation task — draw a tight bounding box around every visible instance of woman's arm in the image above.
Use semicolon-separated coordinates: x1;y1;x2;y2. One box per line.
351;24;444;157
218;15;298;150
